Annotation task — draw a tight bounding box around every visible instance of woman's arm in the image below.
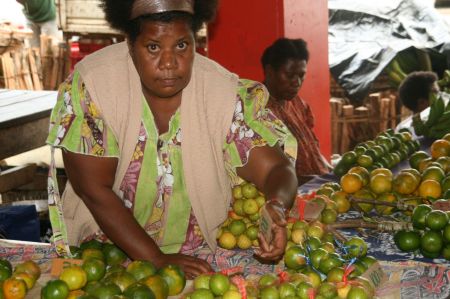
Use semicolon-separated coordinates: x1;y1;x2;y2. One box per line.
236;144;297;261
63;150;212;278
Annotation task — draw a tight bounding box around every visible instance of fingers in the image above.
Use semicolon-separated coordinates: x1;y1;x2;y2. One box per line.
266;203;287;227
255;225;287;261
166;254;213;279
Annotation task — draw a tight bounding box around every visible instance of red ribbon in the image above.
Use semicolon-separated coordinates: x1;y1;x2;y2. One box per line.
231;275;247;299
308;287;316;299
220;266;243;276
342;264;355;286
296;192;316;220
277;270;289;283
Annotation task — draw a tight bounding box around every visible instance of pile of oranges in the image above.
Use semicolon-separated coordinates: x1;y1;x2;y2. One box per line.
0;259;41;299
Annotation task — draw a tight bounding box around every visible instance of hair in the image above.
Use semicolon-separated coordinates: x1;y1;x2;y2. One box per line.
261;38;309;70
100;0;219;42
398;71;438;112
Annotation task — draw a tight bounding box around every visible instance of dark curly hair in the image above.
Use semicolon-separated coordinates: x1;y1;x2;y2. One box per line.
398;71;438;112
261;38;309;70
100;0;219;42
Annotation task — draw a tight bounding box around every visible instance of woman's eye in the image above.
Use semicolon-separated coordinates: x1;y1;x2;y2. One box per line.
177;42;187;50
147;44;159;52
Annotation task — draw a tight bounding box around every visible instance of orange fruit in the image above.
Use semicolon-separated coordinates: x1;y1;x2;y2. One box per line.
140;274;169;299
394;230;421;252
421;230;443;253
422;166;445;183
158;265;186;296
241;183;258;199
409;151;430;170
347;285;370;299
59;265;87;291
284;246;307;270
190;288;214;299
123;283;155;299
344;237;367;258
103;271;136;292
2;278;27;299
14;260;41;281
348;166;370;186
80;239;103;251
370;168;392;179
218;232;237;250
401;168;422;182
430;139;450;159
209;273;230;296
41;279;70;299
393;172;419;195
419;180;442;199
369;174;392;194
90;282;122;298
425;210;449;231
232;185;243;200
353;189;375;213
418;158;434;173
67;289;86;299
375;193;397;215
11;272;34;290
228;220;246;236
436;156;450;173
81;248;104;262
102;243;127;266
330;191;351;213
126;261;157;281
82;258;106;282
340;173;363;193
296;281;314;299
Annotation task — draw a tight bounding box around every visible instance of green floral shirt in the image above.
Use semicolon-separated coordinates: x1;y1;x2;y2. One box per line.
47;71;297;256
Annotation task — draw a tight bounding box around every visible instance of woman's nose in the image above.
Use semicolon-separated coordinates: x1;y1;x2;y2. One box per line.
159;51;177;69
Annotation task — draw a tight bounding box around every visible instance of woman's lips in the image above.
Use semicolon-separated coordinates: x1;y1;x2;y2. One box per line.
159;78;177;87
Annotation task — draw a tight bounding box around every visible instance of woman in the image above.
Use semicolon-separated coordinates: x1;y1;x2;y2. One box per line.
47;0;298;278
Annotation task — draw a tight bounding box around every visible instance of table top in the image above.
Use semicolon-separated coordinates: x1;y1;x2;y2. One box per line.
0;89;58;129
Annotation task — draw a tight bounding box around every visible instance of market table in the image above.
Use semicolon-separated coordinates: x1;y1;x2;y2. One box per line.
0;89;58;161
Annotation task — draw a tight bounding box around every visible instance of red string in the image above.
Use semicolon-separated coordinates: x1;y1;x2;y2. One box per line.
298;200;307;221
231;275;247;299
308;287;315;299
342;264;355;286
220;266;243;276
277;270;289;283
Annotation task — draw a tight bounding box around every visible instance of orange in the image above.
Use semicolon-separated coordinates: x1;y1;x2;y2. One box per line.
82;258;106;282
394;230;421;252
193;274;211;290
90;282;122;298
284;246;307;270
425;210;449;231
11;272;34;290
442;133;450;142
330;191;351;213
401;168;422;182
347;286;370;299
409;151;430;170
442;176;450;193
353;189;375;213
357;155;373;169
232;185;243;200
348;166;370;186
430;139;450;159
370;168;392;179
81;248;104;262
102;243;128;266
422;166;445;183
67;289;85;299
41;279;70;299
190;288;214;299
421;230;443;253
209;273;230;296
418;158;434;173
375;193;397;215
14;260;41;281
218;232;237;250
140;275;169;299
241;183;258;199
228;220;246;236
103;271;136;292
344;237;367;258
393;172;419;195
126;261;157;281
340;173;363;193
436;156;450;173
369;174;392;194
123;283;155;299
59;265;87;291
158;265;186;296
260;286;279;299
296;281;314;299
80;239;103;251
2;278;27;299
419;179;442;199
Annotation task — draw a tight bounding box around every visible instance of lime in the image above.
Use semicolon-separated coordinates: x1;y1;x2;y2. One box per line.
193;274;211;290
412;204;432;229
229;220;246;236
421;230;443;253
209;273;230;296
394;230;421;252
242;199;259;215
241;183;258;199
232;185;243;200
190;288;214;299
260;286;279;299
284;246;306;270
296;281;314;299
158;264;186;296
258;273;278;288
425;210;449;231
344;237;367;258
82;258;106;282
126;260;157;281
41;279;70;299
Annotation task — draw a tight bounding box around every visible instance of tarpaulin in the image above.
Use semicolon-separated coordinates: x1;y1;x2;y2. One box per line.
329;0;450;102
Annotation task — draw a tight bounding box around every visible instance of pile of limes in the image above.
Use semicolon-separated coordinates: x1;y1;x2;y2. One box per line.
40;240;186;299
187;272;241;299
311;181;350;222
0;259;41;299
217;182;267;250
333;129;418;177
394;204;450;260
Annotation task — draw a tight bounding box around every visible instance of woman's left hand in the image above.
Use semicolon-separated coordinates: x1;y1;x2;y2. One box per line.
254;200;287;262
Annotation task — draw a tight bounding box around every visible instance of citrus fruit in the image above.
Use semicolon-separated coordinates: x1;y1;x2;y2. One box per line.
292;220;308;231
333;161;350;177
232;199;245;216
2;277;27;299
241;183;258;199
11;272;34;290
223;290;242;299
421;230;443;253
430;139;450;159
258;273;277;288
209;273;230;296
321;208;338;224
316;186;334;198
344;237;367;258
140;275;169;299
341;151;358;165
67;289;86;299
90;282;122;299
103;271;136;292
443;223;450;243
242;199;259;215
190;288;214;299
255;195;266;208
260;286;279;299
401;168;422;182
353;189;375;213
425;210;449;230
277;282;296;299
330;191;351;213
369;174;392;194
237;234;252;249
370;168;392;179
411;204;432;229
218;232;237;249
326;267;344;283
442;176;450;193
307;225;324;239
80;239;103;251
158;265;185;296
318;281;337;298
123;283;155;299
82;258;106;282
296;281;314;299
442;245;450;260
126;261;157;281
436;157;450;173
375;193;397;215
245;225;259;240
302;269;321;289
60;265;87;291
320;241;335;253
284;246;306;270
0;260;12;274
409;151;430;170
14;260;41;281
309;248;328;269
394;230;421;252
422;166;445;183
69;246;82;259
229;220;246;236
347;285;369;299
348;166;370;186
393;172;419;195
318;253;343;274
102;243;127;266
419;180;442;199
0;264;12;282
82;248;104;262
193;274;211;290
340;173;363;193
41;279;70;299
232;185;243;200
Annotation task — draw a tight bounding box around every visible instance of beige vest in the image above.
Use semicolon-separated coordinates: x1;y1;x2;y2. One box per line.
61;42;238;251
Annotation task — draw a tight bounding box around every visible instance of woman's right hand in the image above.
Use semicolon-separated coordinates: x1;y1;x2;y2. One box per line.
155;253;213;280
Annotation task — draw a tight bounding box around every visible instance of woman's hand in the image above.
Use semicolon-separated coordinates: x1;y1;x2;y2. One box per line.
254;200;287;262
155;253;213;280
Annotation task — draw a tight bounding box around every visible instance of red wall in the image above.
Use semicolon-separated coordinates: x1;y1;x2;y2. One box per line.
208;0;331;159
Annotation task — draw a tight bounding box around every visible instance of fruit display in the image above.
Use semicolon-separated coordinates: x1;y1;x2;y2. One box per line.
0;240;186;299
333;129;417;177
412;94;450;139
394;204;450;260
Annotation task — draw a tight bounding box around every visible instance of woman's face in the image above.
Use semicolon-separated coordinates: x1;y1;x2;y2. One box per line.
129;19;195;101
267;59;307;102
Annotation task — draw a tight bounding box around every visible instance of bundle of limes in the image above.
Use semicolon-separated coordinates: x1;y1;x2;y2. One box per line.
334;129;417;177
41;240;186;299
217;182;267;250
394;204;450;260
0;259;41;299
